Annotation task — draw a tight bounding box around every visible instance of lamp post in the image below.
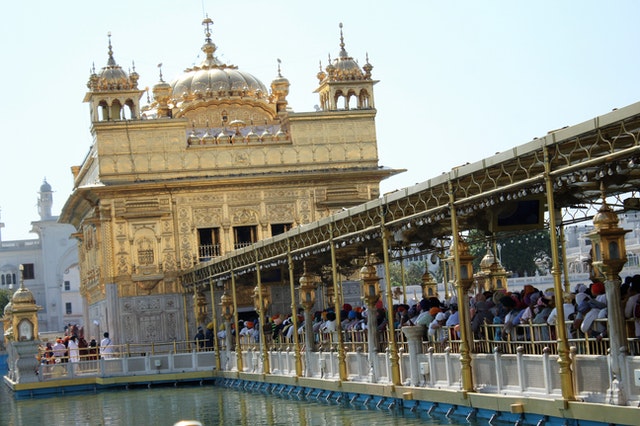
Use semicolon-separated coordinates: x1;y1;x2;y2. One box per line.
297;262;316;377
585;193;630;405
220;289;234;371
193;290;208;329
360;252;381;382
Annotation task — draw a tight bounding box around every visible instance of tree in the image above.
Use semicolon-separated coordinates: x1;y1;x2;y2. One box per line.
468;229;551;277
388;260;432;287
0;288;10;315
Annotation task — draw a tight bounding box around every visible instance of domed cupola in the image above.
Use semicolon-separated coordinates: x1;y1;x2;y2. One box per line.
270;59;290;113
84;33;145;122
314;23;378;112
12;284;35;306
333;24;365;81
170;17;271;117
87;33;140;92
38;178;53;220
151;65;173;118
479;245;496;270
39;179;52;193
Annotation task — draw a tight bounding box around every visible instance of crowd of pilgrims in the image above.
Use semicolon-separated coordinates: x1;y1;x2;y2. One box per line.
38;324;113;364
206;274;640;348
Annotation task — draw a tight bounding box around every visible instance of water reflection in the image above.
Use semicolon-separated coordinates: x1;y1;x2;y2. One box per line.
0;383;469;425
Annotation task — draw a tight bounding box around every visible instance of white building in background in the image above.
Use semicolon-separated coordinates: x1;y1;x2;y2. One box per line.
0;180;80;333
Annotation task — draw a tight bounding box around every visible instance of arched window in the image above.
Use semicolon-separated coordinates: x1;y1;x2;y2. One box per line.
98;100;109;121
346;90;357;110
359;89;370;109
137;237;155;265
110;100;123;121
334;90;346;110
124;99;136;119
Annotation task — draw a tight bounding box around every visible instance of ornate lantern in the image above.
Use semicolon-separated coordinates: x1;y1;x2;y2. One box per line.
297;262;317;311
421;266;438;299
253;285;270;314
194;290;208;324
220;291;234;321
455;237;475;291
585;197;630;280
360;252;380;306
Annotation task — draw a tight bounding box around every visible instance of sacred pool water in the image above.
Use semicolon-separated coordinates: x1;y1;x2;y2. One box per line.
0;383;469;426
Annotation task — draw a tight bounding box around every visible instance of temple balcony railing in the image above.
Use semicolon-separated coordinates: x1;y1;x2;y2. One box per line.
198;244;221;262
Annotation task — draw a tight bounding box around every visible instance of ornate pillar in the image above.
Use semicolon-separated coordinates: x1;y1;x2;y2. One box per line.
253;254;270;375
220;286;234;371
360;252;381;383
209;279;221;370
298;262;317;377
329;223;347;381
286;239;303;377
382;226;401;385
448;180;474;393
543;146;575;401
182;290;190;351
230;265;243;372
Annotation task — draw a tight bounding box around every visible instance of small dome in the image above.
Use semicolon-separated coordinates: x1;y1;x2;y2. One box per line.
187;129;200;145
87;34;139;92
480;247;496;269
12;286;35;305
593;201;619;230
246;127;259;143
217;129;230;144
201;129;215;145
40;179;52;192
3;300;12;316
325;24;366;82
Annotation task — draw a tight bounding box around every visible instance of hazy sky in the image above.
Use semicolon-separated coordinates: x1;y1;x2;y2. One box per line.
2;0;639;240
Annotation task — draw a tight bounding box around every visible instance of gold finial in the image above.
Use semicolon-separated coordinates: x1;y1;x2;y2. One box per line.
202;15;213;41
339;22;345;51
107;32;116;66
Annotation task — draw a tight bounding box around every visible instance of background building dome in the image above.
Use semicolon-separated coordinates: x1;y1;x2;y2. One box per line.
40;179;52;192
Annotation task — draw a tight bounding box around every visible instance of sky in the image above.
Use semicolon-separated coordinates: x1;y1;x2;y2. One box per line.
1;0;640;240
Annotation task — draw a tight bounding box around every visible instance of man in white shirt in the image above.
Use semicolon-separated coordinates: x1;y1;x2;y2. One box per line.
100;332;114;359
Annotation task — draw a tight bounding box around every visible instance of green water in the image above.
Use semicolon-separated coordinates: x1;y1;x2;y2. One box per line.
0;384;466;425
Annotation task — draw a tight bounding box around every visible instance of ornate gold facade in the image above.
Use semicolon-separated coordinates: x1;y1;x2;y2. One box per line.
60;19;400;343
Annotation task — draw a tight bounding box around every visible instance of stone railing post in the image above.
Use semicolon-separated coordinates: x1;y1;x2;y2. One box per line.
401;325;425;386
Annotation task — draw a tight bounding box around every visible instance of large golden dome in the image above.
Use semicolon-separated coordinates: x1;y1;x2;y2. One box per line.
170;17;269;108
